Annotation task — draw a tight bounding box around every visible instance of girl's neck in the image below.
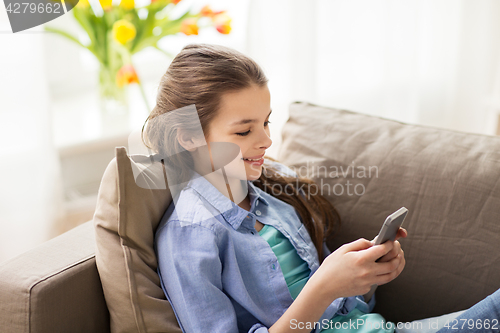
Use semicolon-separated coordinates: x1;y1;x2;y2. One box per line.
202;170;249;209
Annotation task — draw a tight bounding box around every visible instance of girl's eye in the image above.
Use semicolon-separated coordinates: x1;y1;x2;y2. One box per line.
236;130;250;136
235;121;271;136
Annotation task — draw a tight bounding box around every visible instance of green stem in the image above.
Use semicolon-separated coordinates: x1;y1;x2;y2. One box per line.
153;45;174;58
137;78;151;112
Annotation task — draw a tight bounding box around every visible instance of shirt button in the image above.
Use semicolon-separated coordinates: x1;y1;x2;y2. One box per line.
272;263;276;270
255;210;261;216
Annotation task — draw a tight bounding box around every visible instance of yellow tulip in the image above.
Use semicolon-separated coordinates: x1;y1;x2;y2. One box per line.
112;20;136;45
76;0;90;8
120;0;134;10
213;12;231;34
180;18;198;36
99;0;112;10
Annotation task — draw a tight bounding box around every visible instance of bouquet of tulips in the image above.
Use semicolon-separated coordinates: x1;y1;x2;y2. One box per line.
44;0;231;111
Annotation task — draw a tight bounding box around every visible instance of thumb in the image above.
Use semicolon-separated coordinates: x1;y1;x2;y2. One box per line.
342;238;373;253
363;241;393;261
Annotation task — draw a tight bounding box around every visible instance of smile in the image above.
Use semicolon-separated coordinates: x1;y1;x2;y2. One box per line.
242;157;263;161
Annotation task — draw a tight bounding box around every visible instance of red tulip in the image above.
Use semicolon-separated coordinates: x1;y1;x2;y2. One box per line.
200;5;213;17
116;64;140;87
213;12;231;34
180;18;198;35
200;5;226;18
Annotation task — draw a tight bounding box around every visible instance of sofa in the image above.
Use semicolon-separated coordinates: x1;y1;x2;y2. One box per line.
1;101;499;332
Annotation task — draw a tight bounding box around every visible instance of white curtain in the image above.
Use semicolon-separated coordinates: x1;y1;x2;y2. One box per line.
0;22;65;263
246;0;500;158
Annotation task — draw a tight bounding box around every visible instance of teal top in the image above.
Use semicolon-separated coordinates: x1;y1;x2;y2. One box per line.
259;224;395;333
258;223;311;300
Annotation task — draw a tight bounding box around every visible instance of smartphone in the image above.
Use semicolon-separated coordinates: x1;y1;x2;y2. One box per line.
363;207;408;302
373;207;408;245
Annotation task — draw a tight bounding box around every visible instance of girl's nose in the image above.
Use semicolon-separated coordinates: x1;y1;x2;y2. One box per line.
259;129;272;149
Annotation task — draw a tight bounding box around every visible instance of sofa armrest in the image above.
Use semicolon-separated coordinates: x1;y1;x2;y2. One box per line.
0;220;110;333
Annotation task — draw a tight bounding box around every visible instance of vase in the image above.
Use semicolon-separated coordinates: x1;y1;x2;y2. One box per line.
98;64;130;116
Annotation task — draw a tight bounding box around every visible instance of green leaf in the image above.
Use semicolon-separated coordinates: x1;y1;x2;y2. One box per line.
44;25;103;64
72;8;97;49
156;9;191;29
131;7;157;53
91;14;108;65
132;11;194;54
44;26;85;48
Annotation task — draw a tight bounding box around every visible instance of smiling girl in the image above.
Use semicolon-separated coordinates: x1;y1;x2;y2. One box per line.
144;44;499;333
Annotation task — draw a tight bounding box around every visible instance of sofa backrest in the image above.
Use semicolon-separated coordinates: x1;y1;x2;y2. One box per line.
278;101;500;323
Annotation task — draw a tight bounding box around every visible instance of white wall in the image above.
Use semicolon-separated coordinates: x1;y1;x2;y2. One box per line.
246;0;500;159
0;20;65;263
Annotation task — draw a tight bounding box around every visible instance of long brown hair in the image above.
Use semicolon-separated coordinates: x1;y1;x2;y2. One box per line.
142;43;340;263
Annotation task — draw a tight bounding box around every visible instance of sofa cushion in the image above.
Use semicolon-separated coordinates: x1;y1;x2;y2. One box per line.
93;147;182;333
278;101;500;323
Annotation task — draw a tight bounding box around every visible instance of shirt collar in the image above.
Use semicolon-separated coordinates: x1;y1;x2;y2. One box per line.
247;180;270;207
185;171;269;230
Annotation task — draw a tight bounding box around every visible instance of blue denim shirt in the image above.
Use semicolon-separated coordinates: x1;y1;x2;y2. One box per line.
154;160;375;333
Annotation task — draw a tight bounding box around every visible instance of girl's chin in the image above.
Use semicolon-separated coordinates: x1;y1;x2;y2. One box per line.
246;171;262;181
245;164;263;177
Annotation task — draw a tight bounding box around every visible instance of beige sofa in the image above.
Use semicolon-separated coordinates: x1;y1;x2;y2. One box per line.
1;101;499;332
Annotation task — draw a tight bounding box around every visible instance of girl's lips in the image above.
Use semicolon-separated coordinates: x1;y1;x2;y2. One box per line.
242;153;265;160
243;157;264;166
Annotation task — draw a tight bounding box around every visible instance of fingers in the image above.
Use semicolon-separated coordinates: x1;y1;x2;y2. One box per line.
378;240;402;263
372;254;399;274
394;228;408;241
341;238;373;253
362;241;394;262
374;251;406;285
342;237;405;275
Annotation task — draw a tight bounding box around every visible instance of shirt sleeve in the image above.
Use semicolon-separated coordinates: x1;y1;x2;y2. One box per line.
155;220;246;333
248;323;272;332
357;293;376;313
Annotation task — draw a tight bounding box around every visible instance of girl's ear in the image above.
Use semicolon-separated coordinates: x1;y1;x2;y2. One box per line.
177;128;204;152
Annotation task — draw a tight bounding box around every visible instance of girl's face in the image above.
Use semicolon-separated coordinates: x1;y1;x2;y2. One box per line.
205;84;273;181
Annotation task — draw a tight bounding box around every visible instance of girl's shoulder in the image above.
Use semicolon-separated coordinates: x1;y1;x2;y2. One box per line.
156;186;224;235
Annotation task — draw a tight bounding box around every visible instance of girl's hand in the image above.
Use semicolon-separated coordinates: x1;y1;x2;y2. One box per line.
308;237;405;302
374;227;407;263
394;227;408;241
